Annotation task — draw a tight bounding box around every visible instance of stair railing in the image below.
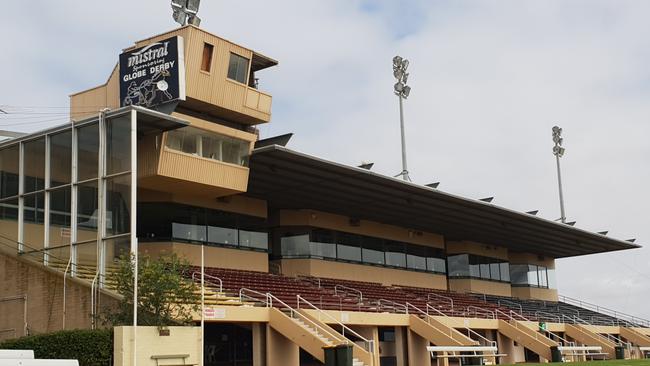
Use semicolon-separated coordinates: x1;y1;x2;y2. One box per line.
296;273;321;289
466;305;495;319
266;293;346;347
497;299;523;314
334;285;363;303
465;327;497;348
376;299;407;313
239;288;269;305
427;293;453;310
496;309;545;342
405;302;461;341
566;315;619;346
191;272;223;293
297;295;375;358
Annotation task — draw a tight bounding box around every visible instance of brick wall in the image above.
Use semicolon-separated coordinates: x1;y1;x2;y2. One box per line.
0;252;118;341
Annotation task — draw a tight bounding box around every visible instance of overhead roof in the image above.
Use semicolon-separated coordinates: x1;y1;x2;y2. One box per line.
248;145;640;258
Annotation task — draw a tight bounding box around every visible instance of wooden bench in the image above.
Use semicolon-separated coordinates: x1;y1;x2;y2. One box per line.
150;354;198;366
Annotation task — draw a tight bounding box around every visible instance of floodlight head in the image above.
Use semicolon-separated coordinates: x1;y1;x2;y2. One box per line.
187;14;201;26
552;126;562;134
393;55;403;68
393;69;404;80
394;82;404;93
402;73;409;84
401;59;410;70
402;85;411;98
186;0;201;13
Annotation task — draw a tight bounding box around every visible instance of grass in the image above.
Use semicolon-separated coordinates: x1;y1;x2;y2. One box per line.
501;360;650;366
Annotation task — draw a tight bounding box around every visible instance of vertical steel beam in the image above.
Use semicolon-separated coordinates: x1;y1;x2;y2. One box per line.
130;108;139;366
17;142;24;253
44;135;51;266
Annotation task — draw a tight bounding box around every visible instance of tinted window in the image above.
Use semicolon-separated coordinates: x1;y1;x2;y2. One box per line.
227;53;249;84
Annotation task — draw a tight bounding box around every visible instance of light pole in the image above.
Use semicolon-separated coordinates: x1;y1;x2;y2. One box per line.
393;55;412;182
552;126;566;223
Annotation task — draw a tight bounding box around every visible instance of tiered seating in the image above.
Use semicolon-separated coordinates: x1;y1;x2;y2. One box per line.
186;267;513;319
477;294;628;326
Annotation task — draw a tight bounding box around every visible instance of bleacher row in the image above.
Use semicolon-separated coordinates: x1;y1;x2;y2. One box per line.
187;266;648;327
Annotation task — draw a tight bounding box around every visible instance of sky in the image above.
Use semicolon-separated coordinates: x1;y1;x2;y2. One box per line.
0;1;649;318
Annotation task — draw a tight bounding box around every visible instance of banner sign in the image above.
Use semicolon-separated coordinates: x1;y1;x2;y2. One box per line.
119;36;186;108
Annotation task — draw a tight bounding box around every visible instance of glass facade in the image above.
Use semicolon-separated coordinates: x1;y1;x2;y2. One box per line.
137;202;268;251
276;227;447;274
165;127;250;166
509;264;555;289
0;109;139;288
447;254;510;283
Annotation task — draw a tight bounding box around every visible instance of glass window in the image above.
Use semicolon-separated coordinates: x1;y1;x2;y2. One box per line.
385;241;406;268
106;116;131;175
166;127;250;166
49;131;71;187
448;254;469;277
309;241;336;259
201;43;214;72
468;255;481;277
337;244;361;262
281;234;309;257
49;187;71;247
76;181;98;243
510;264;528;285
23;192;45;253
0;145;19;198
75;241;97;268
407;254;427;271
311;229;335;244
363;247;385;265
105;174;131;237
173;222;206;242
239;230;268;250
538;266;548;288
480;263;491;280
227;53;250;84
46;244;70;268
208;226;238;245
0;198;19;242
427;257;446;273
490;262;501;281
137;202;172;240
500;262;510;282
77;124;99;181
23;138;45;193
104;236;130;270
527;265;540;287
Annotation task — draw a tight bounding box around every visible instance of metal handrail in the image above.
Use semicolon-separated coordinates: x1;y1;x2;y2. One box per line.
376;299;407;313
466;306;495;319
427;293;453;309
465;327;497;348
566;315;619;346
266;293;346;346
296;274;321;289
535;310;561;323
406;302;460;341
496;309;544;342
559;294;650;327
239;288;268;305
297;295;375;357
426;303;449;317
192;272;223;293
334;285;363;302
498;299;523;314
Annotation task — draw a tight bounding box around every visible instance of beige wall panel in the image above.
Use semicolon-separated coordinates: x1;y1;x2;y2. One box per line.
312;310;409;327
170;112;257;142
511;286;558;301
114;326;201;366
157;148;249;192
105;66;120;109
280;209;444;248
190;307;269;322
448;278;512;297
447;241;509;260
139;190;267;218
407;329;431;366
70;86;107;121
508;252;556;267
266;325;299;366
433;316;499;330
281;259;447;290
140;242;268;272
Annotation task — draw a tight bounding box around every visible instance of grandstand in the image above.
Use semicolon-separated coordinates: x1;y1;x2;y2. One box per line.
1;24;649;366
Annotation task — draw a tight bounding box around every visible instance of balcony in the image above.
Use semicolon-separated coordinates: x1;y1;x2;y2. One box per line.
138;126;252;197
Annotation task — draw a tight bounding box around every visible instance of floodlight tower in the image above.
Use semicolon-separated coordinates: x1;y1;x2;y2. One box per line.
552;126;567;223
393;56;412;181
171;0;202;26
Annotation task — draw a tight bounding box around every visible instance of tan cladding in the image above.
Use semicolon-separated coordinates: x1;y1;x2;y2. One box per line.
446;241;509;260
448;278;512;297
114;326;202;366
511;286;559;302
509;252;556;268
280;259;447;290
138;189;267;218
279;209;444;248
70;26;275;124
140;242;268;272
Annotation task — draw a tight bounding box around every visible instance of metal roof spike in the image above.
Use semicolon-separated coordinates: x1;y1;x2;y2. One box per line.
526;210;539;215
626;238;636;243
479;197;494;203
357;162;374;170
566;221;577;226
598;231;608;235
425;182;440;189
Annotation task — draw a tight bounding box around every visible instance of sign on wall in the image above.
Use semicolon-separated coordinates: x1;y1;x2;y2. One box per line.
119;36;186;108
